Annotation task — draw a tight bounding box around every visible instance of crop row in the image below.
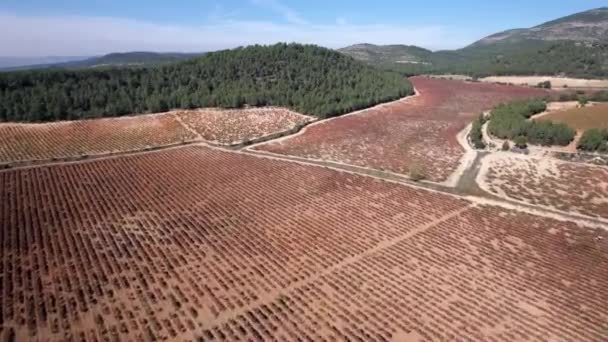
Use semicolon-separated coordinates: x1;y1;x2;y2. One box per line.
0;146;467;340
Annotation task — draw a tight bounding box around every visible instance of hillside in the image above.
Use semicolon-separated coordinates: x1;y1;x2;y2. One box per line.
472;7;608;47
0;43;413;122
338;44;432;65
0;52;205;71
341;7;608;78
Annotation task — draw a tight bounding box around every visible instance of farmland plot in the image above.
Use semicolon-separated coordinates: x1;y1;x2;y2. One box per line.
0;113;197;164
1;146;606;341
478;153;608;219
254;77;548;182
0;107;312;165
176;107;313;145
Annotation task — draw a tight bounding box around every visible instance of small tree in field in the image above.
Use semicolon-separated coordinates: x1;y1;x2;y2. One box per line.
409;164;427;182
502;141;510;151
578;96;589;107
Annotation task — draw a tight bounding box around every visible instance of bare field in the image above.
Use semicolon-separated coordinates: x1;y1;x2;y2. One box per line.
1;146;606;341
479;153;608;219
254;77;548;182
0;113;197;164
481;76;608;89
536;103;608;130
176;107;313;145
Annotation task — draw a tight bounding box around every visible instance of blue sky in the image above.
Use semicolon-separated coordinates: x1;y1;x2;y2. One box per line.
1;0;606;56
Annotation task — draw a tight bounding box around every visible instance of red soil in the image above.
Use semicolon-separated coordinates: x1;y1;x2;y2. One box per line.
255;77;549;182
0;113;197;164
1;146;606;341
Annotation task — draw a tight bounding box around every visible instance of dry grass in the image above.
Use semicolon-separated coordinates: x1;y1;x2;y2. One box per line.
536;103;608;131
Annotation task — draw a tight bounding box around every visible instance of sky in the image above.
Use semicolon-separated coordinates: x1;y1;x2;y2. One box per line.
0;0;607;56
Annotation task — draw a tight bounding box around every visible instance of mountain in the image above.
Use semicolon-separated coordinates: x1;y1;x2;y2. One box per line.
0;52;205;71
471;7;608;47
340;8;608;78
0;44;413;123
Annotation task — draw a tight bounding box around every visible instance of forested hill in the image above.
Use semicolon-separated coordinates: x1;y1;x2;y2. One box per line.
0;44;413;123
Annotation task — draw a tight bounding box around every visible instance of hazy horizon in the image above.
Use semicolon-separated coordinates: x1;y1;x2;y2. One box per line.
1;0;607;57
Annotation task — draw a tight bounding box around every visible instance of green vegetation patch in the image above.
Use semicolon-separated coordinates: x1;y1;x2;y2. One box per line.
488;99;575;146
578;128;608;152
0;43;413;123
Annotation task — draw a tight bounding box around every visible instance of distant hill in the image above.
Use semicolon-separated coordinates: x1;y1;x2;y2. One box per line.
0;44;413;122
340;7;608;78
0;56;90;69
338;44;432;65
0;52;205;71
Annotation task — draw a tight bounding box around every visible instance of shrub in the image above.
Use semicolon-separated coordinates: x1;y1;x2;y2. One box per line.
514;136;528;149
501;141;510;151
578;129;608;151
578;96;589;107
409;164;427;182
537;81;551;89
470;113;487;149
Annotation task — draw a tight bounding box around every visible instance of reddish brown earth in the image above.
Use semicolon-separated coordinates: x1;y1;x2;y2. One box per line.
1;146;606;341
0;113;197;164
254;77;549;182
0;108;312;165
176;108;313;145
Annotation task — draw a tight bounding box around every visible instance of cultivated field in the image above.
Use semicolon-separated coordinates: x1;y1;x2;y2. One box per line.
536;103;608;130
1;146;606;341
175;107;313;145
478;153;608;219
481;76;608;89
254;77;548;182
0;108;312;165
0;113;197;165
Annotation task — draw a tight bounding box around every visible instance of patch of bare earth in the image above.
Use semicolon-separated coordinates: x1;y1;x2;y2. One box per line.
1;146;606;341
175;107;313;145
254;76;548;182
478;153;608;219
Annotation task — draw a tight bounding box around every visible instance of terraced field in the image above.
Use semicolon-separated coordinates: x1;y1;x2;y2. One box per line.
478;153;608;219
254;77;548;182
1;146;606;341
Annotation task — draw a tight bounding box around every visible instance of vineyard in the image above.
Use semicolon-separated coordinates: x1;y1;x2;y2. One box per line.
0;113;197;165
478;153;608;219
254;77;548;182
175;107;313;145
1;146;606;341
0;108;312;165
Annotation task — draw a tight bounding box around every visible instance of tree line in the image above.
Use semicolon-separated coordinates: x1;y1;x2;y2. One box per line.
0;43;413;123
488;99;575;146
